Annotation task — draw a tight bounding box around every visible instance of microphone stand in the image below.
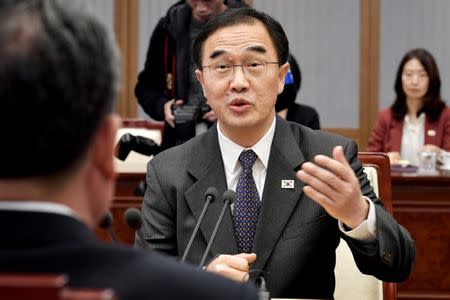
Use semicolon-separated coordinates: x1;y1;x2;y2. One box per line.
181;187;218;263
124;207;149;249
198;190;235;269
99;211;118;244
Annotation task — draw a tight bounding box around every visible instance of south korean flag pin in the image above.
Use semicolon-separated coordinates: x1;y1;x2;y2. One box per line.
281;180;294;189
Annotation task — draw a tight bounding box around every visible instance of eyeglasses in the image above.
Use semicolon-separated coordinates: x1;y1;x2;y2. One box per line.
402;72;429;82
201;60;280;80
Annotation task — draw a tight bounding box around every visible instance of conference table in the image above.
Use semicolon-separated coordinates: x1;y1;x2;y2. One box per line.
99;167;450;300
391;170;450;300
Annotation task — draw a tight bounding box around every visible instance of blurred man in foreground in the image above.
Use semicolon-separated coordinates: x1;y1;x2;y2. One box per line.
0;1;257;300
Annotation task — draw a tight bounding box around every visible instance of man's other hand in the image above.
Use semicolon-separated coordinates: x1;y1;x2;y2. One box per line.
297;146;369;229
205;253;257;282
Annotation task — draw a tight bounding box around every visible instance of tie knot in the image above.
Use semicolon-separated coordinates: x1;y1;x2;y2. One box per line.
239;150;258;170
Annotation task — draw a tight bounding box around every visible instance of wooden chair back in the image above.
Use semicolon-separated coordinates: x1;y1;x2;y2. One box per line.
334;152;396;300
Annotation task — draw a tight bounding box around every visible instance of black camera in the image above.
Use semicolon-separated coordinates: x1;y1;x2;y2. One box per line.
115;133;160;161
171;103;211;145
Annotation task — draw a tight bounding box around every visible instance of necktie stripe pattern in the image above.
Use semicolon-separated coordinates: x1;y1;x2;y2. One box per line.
233;149;261;253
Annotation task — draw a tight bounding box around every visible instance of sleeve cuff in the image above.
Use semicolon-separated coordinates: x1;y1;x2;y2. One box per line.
338;196;377;241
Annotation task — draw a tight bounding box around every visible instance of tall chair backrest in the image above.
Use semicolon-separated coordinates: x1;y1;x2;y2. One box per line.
0;274;66;300
334;152;396;300
0;274;117;300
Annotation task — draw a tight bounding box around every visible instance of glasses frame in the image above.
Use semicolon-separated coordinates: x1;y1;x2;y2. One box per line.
201;60;280;80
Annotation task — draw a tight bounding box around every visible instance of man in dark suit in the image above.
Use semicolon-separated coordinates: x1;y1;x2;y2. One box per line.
138;7;415;299
0;2;258;300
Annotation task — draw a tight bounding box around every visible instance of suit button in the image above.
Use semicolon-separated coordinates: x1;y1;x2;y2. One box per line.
382;250;392;263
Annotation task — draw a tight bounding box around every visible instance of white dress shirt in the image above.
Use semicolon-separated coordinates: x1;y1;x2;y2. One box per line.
216;116;376;241
0;200;78;218
401;113;425;166
217;117;276;199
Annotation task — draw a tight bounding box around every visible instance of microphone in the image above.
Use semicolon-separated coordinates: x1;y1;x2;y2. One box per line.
124;208;149;249
98;211;118;244
134;180;147;197
115;133;160;161
198;190;236;269
181;187;218;263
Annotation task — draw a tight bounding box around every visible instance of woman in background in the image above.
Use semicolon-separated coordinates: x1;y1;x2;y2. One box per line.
367;48;450;165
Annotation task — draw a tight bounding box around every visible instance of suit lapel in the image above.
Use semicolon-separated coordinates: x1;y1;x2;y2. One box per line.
184;127;238;256
252;117;306;271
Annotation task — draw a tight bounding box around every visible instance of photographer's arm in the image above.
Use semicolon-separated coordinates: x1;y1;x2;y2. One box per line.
135;19;175;121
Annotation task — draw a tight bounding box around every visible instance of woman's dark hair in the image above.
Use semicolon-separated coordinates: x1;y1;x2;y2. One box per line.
275;54;301;112
193;7;289;68
289;54;302;92
391;48;445;122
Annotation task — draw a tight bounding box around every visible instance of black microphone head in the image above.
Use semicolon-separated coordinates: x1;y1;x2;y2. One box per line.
124;207;144;230
99;211;113;229
222;190;236;204
204;187;218;203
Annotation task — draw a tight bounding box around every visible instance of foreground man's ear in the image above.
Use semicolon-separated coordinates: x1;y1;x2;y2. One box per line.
92;113;122;179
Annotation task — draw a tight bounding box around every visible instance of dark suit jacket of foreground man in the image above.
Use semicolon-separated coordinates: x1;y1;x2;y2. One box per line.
0;210;257;300
139;116;415;299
